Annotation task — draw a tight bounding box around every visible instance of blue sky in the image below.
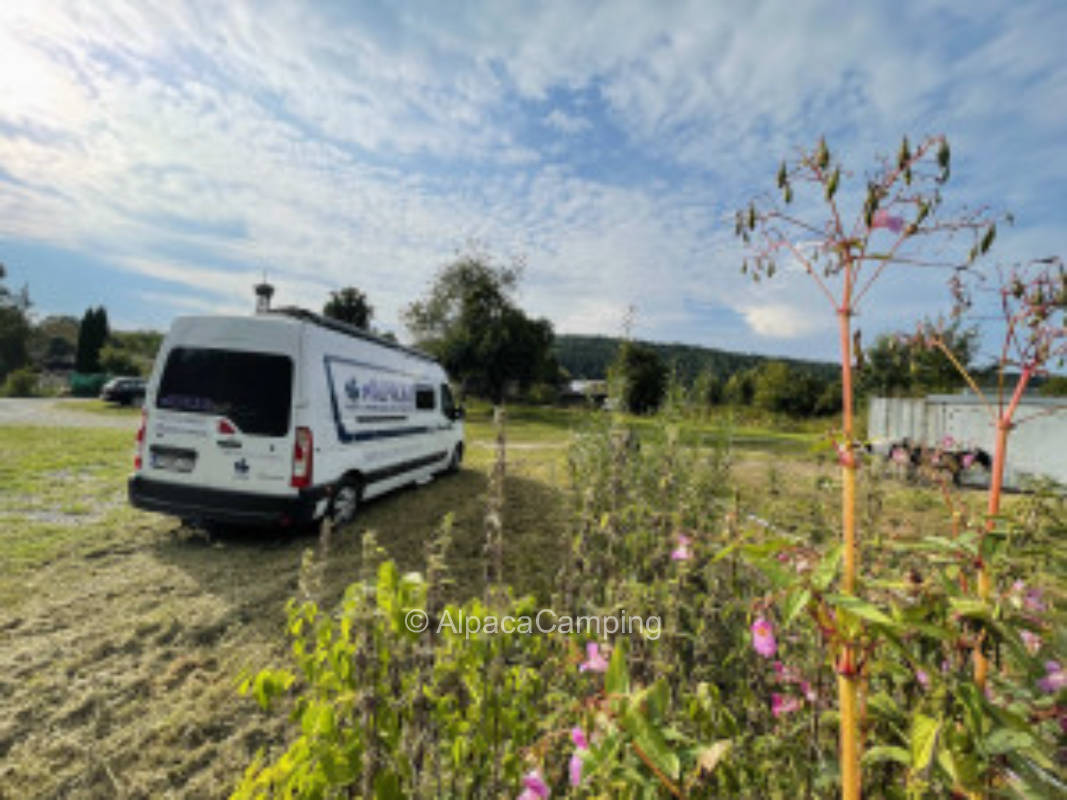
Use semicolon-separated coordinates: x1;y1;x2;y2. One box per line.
1;0;1064;363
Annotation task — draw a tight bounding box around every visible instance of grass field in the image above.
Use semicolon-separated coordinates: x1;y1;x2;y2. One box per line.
0;402;1034;798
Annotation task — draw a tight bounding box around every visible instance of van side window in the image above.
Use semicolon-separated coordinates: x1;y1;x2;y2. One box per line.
440;384;455;418
415;385;436;411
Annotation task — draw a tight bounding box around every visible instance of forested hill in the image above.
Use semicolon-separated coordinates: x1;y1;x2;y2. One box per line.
554;334;839;383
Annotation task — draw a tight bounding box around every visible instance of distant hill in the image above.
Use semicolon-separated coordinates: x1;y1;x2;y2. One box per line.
553;334;839;384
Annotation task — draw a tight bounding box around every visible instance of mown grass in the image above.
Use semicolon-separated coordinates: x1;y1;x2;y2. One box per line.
0;402;1043;798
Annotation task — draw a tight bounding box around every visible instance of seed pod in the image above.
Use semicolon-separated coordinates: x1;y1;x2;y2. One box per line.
826;167;840;201
898;136;911;170
816;137;830;169
937;138;951;182
980;224;996;254
777;161;787;189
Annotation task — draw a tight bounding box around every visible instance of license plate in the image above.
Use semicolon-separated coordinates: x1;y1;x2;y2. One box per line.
150;449;196;473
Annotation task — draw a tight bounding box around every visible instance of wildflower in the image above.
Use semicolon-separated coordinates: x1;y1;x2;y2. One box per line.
941;435;956;449
771;692;802;717
961;451;976;469
751;616;777;658
569;727;589;786
1038;661;1066;693
915;669;930;689
891;446;910;466
671;533;692;561
801;680;816;702
1021;629;1042;654
518;769;550;799
1024;587;1046;613
871;209;904;233
579;642;609;673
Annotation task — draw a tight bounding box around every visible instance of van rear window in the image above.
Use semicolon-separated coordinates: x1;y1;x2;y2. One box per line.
156;347;293;436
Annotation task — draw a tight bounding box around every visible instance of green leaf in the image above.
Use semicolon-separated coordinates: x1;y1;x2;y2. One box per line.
863;746;910;766
910;712;941;771
624;706;681;781
985;728;1034;756
825;594;897;628
783;588;812;627
605;638;630;696
812;545;842;591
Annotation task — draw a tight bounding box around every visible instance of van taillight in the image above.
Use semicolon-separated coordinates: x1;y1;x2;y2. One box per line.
134;410;147;470
291;427;313;488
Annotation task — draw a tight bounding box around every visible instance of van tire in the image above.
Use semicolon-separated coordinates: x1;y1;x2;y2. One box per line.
446;444;463;474
328;476;361;526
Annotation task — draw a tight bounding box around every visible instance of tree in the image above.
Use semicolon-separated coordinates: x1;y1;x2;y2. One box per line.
404;253;557;403
723;367;756;406
610;341;666;414
752;360;821;415
324;287;374;330
0;263;32;380
691;367;723;412
858;321;976;397
75;306;109;373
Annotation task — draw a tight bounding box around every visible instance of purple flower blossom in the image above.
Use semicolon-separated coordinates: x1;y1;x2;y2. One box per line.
671;533;692;561
871;208;904;234
579;642;609;673
1024;587;1046;613
569;727;589;787
751;617;777;658
1021;629;1042;654
518;769;550;799
961;451;976;469
571;727;588;749
916;669;930;689
1038;661;1066;693
771;692;802;717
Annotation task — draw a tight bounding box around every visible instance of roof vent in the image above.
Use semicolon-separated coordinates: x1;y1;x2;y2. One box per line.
254;279;275;314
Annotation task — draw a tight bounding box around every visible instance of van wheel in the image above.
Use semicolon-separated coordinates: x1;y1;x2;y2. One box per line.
446;444;463;474
328;478;360;526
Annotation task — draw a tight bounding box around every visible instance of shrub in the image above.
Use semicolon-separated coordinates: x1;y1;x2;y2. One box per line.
1;366;38;397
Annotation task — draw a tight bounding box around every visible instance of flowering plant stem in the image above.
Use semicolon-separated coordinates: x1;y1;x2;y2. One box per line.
837;272;861;800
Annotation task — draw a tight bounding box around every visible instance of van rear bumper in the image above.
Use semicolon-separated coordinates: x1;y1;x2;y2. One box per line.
128;475;326;526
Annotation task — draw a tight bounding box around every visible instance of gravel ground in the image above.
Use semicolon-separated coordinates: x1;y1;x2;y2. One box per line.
0;399;138;430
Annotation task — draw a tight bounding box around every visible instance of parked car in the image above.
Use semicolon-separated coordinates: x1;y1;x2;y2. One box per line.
128;308;465;529
100;377;146;406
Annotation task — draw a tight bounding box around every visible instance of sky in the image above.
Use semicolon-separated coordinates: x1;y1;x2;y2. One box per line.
1;0;1064;363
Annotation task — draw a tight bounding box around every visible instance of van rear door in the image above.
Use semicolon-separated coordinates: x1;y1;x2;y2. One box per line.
145;347;295;494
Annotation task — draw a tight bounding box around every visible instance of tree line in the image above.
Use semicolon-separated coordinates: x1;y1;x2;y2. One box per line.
3;254;1063;405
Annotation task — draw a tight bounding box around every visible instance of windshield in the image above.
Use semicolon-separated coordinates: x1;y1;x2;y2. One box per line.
156;347;293;436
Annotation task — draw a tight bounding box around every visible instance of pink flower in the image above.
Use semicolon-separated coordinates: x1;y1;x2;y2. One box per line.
518;769;550;799
916;669;930;689
1021;630;1042;654
941;435;956;449
891;447;910;466
1024;588;1046;613
1038;661;1066;693
671;533;692;561
579;642;609;673
569;727;589;786
751;617;777;659
871;209;904;234
771;692;802;717
571;727;588;750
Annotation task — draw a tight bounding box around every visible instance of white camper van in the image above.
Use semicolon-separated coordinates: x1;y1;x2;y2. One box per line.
128;308;464;528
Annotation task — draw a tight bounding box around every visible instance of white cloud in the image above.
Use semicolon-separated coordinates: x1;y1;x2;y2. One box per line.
742;303;823;339
0;0;1063;361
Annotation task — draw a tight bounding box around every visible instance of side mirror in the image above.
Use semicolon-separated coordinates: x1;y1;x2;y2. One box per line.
451;406;465;421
